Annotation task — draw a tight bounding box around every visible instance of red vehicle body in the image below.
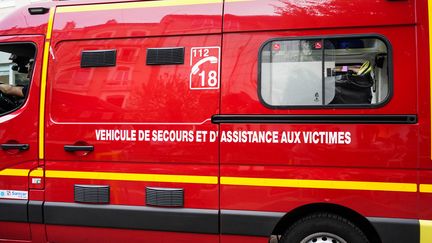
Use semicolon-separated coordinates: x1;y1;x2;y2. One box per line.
0;0;431;242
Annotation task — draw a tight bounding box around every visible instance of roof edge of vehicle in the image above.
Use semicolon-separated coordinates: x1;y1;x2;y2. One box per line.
0;0;181;36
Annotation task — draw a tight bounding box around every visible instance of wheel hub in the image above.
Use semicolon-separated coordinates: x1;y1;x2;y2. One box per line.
300;232;347;243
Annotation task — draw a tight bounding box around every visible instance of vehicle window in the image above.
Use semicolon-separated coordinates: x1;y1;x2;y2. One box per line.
0;43;35;114
260;37;391;107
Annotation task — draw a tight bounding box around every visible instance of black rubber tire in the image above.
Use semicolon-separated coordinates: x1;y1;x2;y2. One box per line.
280;213;370;243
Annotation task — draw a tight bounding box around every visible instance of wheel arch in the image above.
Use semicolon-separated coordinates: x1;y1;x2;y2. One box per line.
271;203;381;243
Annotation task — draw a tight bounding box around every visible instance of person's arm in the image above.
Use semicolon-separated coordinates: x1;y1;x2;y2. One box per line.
0;84;24;98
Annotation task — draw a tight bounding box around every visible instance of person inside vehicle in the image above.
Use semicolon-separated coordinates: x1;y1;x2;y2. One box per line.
0;83;26;98
0;56;32;112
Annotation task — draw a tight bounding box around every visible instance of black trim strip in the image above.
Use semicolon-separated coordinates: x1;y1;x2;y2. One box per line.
220;210;284;236
1;200;421;241
212;114;417;124
28;200;44;223
44;202;218;234
368;217;419;243
0;200;27;222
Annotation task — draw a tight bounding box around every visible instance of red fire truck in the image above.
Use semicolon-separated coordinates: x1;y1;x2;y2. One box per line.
0;0;430;242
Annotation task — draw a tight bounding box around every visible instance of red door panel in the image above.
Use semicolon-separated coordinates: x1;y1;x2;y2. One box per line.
220;4;419;239
45;2;222;240
0;35;44;241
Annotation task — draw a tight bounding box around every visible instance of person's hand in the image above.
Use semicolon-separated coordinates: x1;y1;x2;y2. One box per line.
0;84;24;98
0;84;10;94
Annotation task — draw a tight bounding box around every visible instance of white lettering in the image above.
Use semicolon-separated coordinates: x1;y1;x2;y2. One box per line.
210;131;218;142
345;132;351;144
94;129;352;145
95;130;102;140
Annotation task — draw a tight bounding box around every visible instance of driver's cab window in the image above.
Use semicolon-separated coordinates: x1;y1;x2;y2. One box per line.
0;43;35;114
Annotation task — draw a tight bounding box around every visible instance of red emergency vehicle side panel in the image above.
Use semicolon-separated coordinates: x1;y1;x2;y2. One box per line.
220;0;421;241
52;5;222;39
46;225;218;243
0;0;431;242
417;0;432;223
0;5;52;36
220;166;417;216
223;0;415;33
47;37;219;164
43;1;222;242
221;27;416;115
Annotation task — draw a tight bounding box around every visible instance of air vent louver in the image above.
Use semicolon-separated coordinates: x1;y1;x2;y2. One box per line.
146;47;184;65
81;50;116;68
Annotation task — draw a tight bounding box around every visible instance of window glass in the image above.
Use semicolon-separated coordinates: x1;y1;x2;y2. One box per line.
0;43;36;114
260;37;390;107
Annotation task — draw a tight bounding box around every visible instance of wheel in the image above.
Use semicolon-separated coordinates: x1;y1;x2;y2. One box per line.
280;213;370;243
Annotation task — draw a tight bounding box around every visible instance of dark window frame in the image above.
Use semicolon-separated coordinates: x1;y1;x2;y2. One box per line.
0;42;37;116
257;34;393;109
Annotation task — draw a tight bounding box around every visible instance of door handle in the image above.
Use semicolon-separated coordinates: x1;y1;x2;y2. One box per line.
1;143;29;151
64;145;94;152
